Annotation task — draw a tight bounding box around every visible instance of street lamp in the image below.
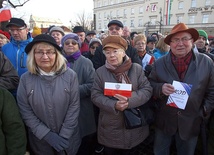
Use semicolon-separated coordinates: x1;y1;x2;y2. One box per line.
159;7;163;33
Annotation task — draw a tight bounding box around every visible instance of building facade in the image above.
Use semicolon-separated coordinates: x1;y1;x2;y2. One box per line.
29;15;63;29
93;0;214;36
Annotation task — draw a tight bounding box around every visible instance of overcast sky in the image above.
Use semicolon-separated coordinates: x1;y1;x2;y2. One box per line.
11;0;93;26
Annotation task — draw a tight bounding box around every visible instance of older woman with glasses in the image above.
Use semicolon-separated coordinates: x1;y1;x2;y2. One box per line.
61;33;97;155
91;35;153;155
17;34;81;155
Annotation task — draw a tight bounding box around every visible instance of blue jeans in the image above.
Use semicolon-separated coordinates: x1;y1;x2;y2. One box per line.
154;128;198;155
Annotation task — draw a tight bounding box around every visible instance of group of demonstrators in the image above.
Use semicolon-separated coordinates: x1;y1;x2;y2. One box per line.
0;17;214;155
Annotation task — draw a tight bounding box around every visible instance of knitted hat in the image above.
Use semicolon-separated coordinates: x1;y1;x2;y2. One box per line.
89;38;102;47
102;35;127;51
50;26;65;36
25;34;61;54
32;26;42;37
61;33;81;48
0;30;10;39
73;26;85;33
198;30;208;40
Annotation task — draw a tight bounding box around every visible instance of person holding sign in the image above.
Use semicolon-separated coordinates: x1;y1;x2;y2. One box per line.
149;23;214;155
91;35;153;155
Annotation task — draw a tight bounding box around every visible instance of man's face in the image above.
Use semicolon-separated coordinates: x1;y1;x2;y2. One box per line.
108;24;123;36
8;25;28;41
75;32;85;43
86;34;96;42
170;32;193;58
147;42;156;51
195;36;206;49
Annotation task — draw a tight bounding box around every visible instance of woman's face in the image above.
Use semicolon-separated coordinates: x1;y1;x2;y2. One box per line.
34;43;56;72
0;34;8;47
89;42;100;55
104;47;125;67
51;31;63;45
63;39;79;55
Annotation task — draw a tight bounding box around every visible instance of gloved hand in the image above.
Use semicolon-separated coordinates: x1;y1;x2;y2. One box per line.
43;131;69;152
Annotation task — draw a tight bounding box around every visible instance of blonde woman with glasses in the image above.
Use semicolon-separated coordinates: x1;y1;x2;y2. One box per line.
17;34;81;155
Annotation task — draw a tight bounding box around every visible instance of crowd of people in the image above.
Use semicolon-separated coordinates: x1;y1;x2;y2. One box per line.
0;17;214;155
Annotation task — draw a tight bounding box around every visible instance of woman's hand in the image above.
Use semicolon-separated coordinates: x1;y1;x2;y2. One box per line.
114;94;129;111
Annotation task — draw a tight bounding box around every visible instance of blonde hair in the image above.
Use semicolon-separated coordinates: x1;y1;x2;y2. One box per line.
133;34;147;46
156;37;169;52
27;42;67;74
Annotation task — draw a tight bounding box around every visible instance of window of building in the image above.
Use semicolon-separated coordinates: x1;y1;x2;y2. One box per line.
104;12;107;18
191;0;196;7
138;19;143;27
130;19;134;27
99;13;101;19
202;14;209;23
177;16;183;23
124;9;127;16
99;23;101;29
188;15;195;24
123;20;127;26
131;8;134;14
117;10;120;17
178;1;184;9
110;0;114;5
205;0;211;6
150;18;156;25
139;6;143;14
104;1;107;6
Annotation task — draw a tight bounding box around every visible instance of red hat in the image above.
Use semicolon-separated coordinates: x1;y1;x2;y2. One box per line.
0;30;10;40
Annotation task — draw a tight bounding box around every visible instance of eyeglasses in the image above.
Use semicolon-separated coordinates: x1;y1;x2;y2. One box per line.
90;46;98;49
108;26;121;31
8;27;26;33
34;50;56;58
136;42;146;46
64;40;78;46
171;37;192;44
104;49;122;57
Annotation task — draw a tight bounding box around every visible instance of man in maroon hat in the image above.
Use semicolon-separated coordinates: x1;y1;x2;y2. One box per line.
148;23;214;155
73;26;89;56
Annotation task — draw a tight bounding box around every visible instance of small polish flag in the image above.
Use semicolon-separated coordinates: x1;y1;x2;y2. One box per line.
0;6;12;22
104;82;132;97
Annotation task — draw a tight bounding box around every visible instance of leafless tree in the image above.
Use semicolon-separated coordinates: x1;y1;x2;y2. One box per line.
71;10;94;31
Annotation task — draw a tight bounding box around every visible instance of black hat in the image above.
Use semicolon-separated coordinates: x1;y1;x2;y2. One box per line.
107;20;124;28
73;26;85;33
147;36;157;43
6;18;27;28
25;34;61;54
86;30;96;36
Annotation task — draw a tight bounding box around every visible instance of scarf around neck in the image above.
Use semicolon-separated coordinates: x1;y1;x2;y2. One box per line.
105;55;132;83
65;51;81;63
